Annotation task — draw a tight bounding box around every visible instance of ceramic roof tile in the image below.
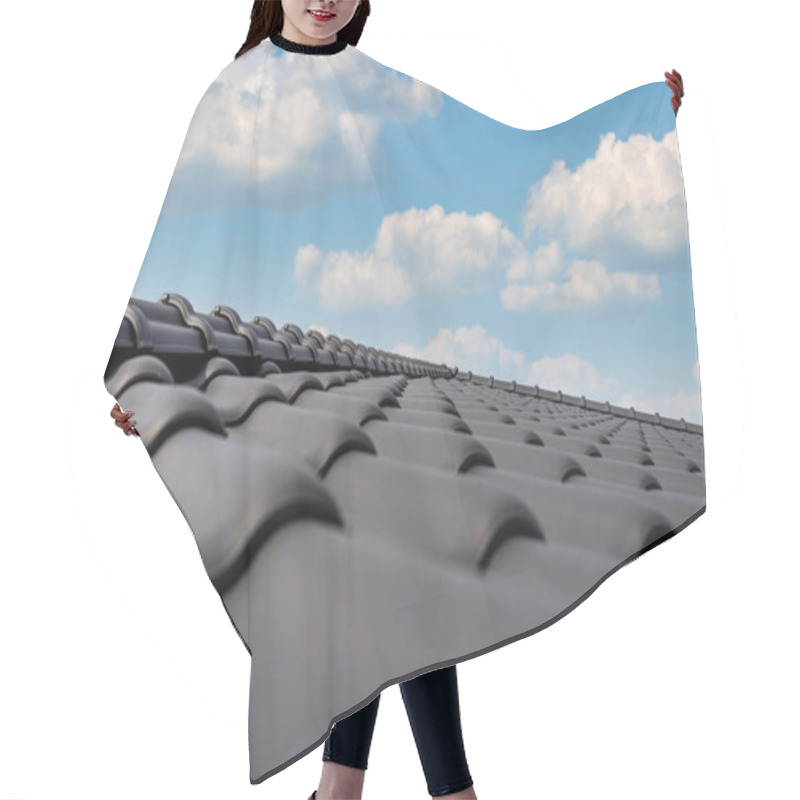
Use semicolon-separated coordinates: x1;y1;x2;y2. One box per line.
362;419;496;474
227;401;376;476
103;292;705;773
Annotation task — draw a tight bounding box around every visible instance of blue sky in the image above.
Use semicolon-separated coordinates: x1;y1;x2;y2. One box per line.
132;39;701;423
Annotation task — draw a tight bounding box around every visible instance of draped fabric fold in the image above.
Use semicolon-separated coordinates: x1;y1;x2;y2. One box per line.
103;33;704;784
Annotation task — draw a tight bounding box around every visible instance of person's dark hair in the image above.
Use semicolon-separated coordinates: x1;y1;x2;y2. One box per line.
236;0;371;59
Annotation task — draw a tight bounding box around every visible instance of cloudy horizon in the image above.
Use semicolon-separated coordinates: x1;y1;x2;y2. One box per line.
130;40;701;424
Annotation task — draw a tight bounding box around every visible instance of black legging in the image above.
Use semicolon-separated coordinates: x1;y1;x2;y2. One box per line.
323;664;474;797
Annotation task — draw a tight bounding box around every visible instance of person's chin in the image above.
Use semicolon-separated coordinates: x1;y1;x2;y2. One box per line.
299;21;340;41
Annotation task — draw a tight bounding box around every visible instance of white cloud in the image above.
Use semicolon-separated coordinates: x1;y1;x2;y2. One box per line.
521;129;688;256
393;327;619;399
525;353;623;399
501;240;660;312
295;241;415;307
393;324;527;377
294;204;522;308
296;208;660;312
175;45;442;198
394;328;702;424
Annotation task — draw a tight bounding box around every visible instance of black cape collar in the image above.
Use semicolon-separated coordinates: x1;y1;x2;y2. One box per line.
269;31;348;56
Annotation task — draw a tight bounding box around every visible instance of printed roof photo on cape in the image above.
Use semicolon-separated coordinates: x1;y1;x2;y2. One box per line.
103;27;705;784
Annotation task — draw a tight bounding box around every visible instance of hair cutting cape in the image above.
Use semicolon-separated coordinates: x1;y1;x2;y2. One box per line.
103;31;705;785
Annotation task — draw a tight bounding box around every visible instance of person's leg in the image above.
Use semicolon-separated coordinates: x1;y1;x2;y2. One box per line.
315;693;381;800
400;664;476;798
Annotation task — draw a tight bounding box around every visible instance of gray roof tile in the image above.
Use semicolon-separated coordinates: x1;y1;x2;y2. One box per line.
103;292;705;782
227;401;377;476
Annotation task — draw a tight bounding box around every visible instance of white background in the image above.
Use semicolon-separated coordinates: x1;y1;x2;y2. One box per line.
1;1;796;798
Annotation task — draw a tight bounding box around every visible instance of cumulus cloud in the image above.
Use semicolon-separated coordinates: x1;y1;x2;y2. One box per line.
393;324;528;378
294;204;523;308
394;326;702;424
295;207;660;312
174;45;442;202
500;240;660;312
521;129;688;257
525;353;623;399
394;326;619;398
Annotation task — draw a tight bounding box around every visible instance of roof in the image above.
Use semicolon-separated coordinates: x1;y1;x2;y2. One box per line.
103;291;706;782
